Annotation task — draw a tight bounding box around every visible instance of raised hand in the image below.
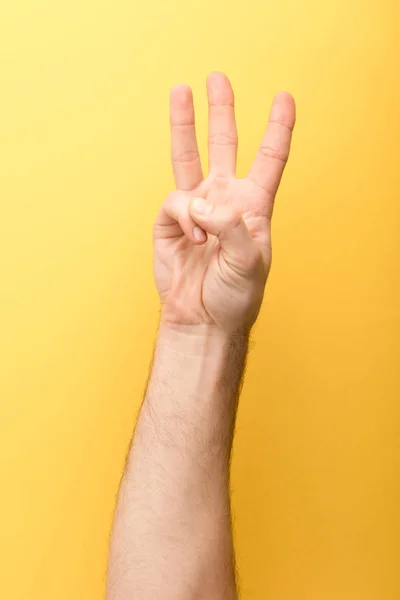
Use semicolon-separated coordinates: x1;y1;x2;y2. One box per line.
153;72;295;334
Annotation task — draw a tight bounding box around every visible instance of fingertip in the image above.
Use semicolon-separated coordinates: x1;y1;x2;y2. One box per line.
274;90;295;104
207;71;228;83
190;197;213;216
206;72;234;104
170;84;193;107
270;91;296;128
193;226;208;244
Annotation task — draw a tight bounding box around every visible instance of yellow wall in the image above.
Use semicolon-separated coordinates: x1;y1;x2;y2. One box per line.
1;1;398;598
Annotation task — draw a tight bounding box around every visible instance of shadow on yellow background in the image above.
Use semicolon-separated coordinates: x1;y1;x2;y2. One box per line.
1;1;398;598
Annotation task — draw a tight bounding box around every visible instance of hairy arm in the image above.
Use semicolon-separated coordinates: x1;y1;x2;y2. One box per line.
106;72;295;600
106;324;247;600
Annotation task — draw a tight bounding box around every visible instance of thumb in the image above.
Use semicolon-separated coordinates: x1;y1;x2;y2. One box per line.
189;197;263;275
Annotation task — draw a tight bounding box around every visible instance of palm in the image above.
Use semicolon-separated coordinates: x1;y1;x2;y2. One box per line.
154;73;295;328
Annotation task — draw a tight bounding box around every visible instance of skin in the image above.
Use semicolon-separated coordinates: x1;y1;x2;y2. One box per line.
106;72;295;600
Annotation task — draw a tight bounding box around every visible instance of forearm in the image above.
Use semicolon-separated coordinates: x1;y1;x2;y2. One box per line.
106;323;248;600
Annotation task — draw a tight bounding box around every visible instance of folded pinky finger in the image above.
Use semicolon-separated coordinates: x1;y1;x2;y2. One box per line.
188;197;264;275
153;191;207;245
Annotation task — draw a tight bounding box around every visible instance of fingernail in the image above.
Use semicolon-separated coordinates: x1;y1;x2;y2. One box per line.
193;226;207;243
192;197;212;214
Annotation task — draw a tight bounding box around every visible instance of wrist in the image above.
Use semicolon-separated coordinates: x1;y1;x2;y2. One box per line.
139;317;249;460
154;320;249;413
157;319;249;358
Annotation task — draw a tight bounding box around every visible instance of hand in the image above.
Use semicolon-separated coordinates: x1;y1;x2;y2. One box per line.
153;72;295;334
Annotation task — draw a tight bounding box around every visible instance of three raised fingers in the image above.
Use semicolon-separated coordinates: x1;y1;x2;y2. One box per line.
249;91;296;197
170;78;295;205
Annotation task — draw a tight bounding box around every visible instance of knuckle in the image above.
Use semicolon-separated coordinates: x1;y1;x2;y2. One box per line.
152;216;163;240
268;118;295;132
172;149;200;164
245;246;264;272
171;118;195;127
258;144;288;163
161;191;188;218
224;208;242;229
164;190;178;207
208;132;237;147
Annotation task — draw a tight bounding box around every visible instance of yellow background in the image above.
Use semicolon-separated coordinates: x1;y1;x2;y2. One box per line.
1;1;398;598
